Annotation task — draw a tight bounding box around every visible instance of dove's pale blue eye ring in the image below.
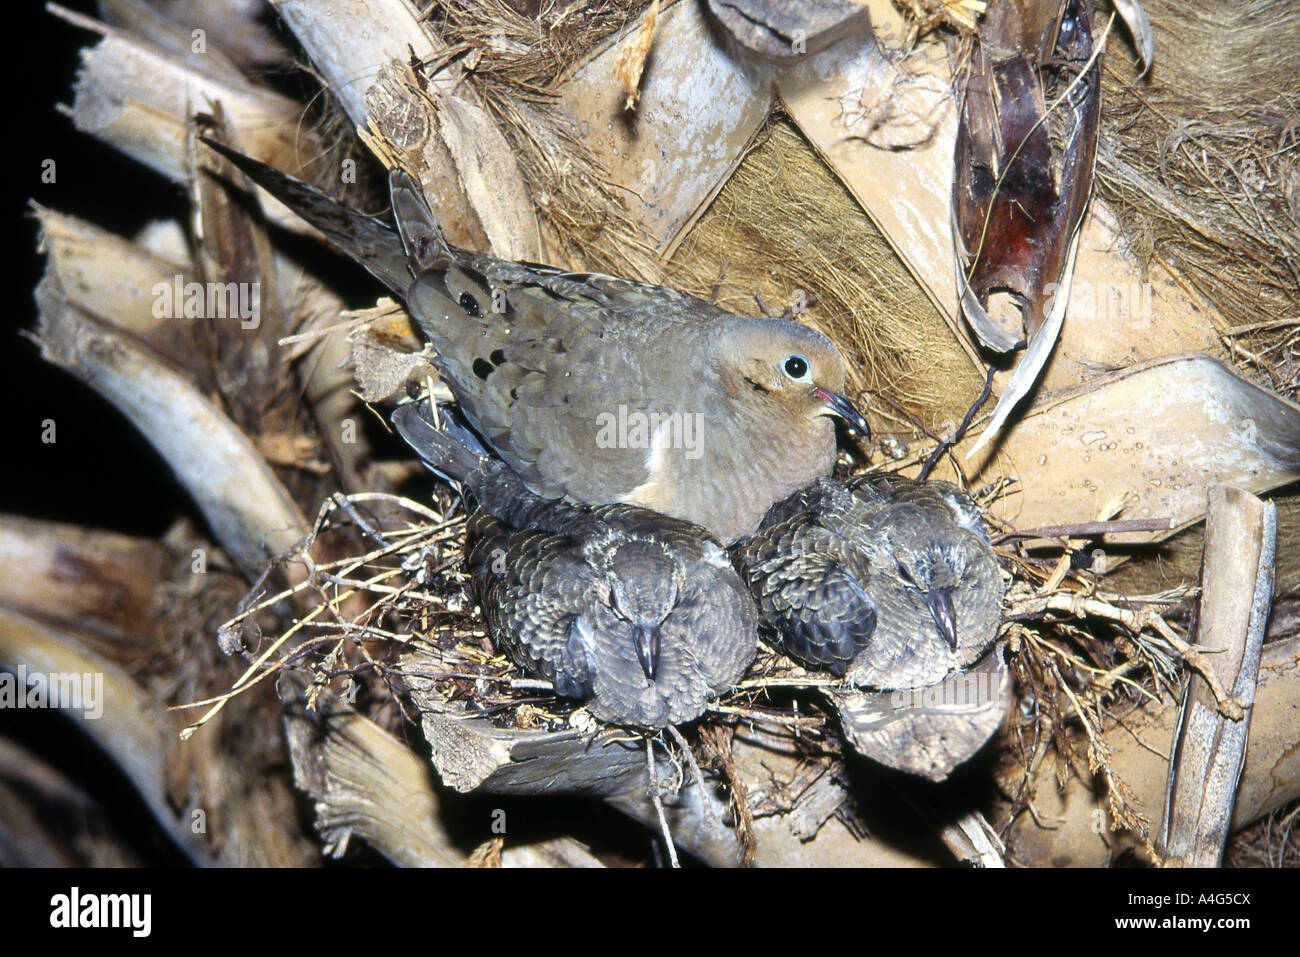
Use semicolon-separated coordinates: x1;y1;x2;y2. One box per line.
783;354;811;381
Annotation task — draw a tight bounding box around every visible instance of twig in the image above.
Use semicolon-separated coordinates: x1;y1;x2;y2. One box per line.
1011;591;1245;718
667;725;722;838
699;724;757;866
330;493;390;546
996;517;1173;544
918;364;996;481
645;737;680;868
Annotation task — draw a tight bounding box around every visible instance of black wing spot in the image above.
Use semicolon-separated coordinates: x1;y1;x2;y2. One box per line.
490;348;506;366
459;292;483;318
472;357;494;380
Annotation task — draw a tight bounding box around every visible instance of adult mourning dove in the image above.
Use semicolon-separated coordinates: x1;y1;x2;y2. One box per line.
202;141;870;544
731;473;1003;690
392;400;758;727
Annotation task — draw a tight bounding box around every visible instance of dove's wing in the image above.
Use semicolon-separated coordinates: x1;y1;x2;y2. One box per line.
678;555;760;690
470;521;605;701
734;520;877;674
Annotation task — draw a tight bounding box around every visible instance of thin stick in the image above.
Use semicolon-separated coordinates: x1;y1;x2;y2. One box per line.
919;364;996;481
667;725;721;836
646;737;680;868
995;517;1173;543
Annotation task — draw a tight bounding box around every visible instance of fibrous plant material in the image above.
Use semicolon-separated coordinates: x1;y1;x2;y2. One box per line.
668;117;983;435
424;0;662;277
1097;0;1300;401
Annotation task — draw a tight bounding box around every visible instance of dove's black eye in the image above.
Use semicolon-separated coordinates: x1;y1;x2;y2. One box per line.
459;292;482;317
896;561;916;587
783;354;810;381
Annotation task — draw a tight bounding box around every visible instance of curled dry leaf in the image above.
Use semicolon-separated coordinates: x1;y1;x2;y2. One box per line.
1109;0;1155;75
953;0;1102;455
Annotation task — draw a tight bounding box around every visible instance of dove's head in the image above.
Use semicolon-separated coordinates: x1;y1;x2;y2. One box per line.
603;540;683;682
839;518;1002;690
875;505;1002;658
716;318;871;440
887;534;970;652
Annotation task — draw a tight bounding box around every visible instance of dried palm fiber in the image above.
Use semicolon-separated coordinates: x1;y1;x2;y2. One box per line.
893;0;986;40
666;116;985;436
429;0;657;87
419;0;660;278
1098;0;1300;400
1223;802;1300;868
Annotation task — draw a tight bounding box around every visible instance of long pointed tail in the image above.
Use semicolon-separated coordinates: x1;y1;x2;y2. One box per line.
198;137;411;295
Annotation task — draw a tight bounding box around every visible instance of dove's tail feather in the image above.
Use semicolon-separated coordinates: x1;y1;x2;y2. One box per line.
197;137;412;295
389;170;455;271
392;401;486;484
393;401;548;529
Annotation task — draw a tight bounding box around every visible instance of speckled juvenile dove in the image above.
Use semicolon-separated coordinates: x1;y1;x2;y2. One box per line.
203;141;870;544
392;400;759;727
731;473;1003;690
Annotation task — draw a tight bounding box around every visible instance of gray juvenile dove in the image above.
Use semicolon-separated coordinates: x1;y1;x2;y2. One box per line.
202;141;870;544
392;400;759;727
731;472;1003;690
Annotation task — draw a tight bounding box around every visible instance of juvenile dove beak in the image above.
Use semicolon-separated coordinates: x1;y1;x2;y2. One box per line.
925;586;959;650
815;388;871;439
632;623;660;681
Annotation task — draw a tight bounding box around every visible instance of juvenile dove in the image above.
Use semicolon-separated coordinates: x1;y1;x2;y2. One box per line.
392;400;759;727
731;473;1003;690
203;141;871;544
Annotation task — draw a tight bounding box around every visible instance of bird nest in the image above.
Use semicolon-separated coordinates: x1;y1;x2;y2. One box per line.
188;448;1223;866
